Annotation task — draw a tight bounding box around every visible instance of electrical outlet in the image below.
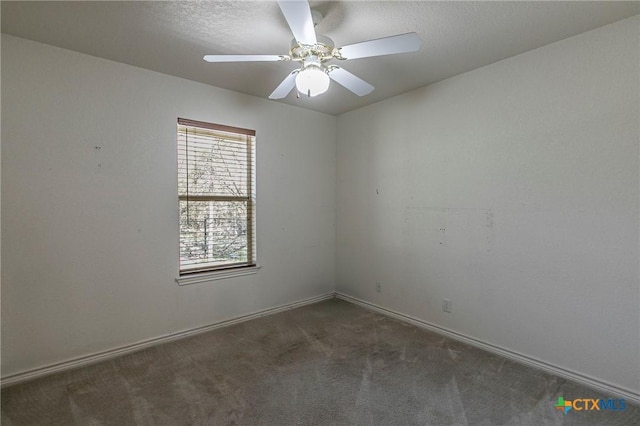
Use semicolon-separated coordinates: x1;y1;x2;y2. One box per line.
442;298;452;313
376;282;382;293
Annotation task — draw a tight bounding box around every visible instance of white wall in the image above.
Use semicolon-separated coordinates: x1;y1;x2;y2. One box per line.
336;16;640;395
1;35;336;377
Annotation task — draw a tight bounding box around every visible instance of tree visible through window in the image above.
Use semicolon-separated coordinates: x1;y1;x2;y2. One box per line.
177;118;256;274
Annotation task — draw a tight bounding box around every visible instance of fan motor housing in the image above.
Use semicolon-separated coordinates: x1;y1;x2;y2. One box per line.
290;35;335;62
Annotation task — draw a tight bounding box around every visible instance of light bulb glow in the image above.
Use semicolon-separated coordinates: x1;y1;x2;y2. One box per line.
295;65;330;97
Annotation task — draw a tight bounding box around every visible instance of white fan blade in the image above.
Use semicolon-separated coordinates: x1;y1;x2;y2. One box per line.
269;70;298;99
203;55;289;63
278;0;317;45
338;33;421;60
328;67;374;96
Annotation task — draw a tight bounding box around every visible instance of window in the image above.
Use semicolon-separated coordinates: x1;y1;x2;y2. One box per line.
177;118;256;275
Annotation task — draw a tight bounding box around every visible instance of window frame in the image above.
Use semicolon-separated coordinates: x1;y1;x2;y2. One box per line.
176;118;257;278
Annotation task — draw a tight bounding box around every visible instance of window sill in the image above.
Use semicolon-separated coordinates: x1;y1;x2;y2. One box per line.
176;265;261;286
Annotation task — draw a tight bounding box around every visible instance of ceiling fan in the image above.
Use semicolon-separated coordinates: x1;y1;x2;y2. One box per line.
203;0;421;99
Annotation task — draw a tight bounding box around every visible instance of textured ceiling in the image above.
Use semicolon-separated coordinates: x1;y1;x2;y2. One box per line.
2;1;639;115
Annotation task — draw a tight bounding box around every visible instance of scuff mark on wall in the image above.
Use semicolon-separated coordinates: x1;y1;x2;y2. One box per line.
485;209;494;253
94;145;103;173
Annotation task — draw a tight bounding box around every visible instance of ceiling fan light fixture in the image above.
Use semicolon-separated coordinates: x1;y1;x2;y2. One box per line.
295;65;329;97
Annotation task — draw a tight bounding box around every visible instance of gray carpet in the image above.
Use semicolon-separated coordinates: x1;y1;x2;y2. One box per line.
2;299;638;425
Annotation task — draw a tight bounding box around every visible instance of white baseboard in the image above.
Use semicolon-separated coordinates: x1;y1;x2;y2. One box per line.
5;290;639;406
1;292;335;388
335;292;640;406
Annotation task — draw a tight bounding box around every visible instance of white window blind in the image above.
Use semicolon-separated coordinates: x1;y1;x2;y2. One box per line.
177;118;256;275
